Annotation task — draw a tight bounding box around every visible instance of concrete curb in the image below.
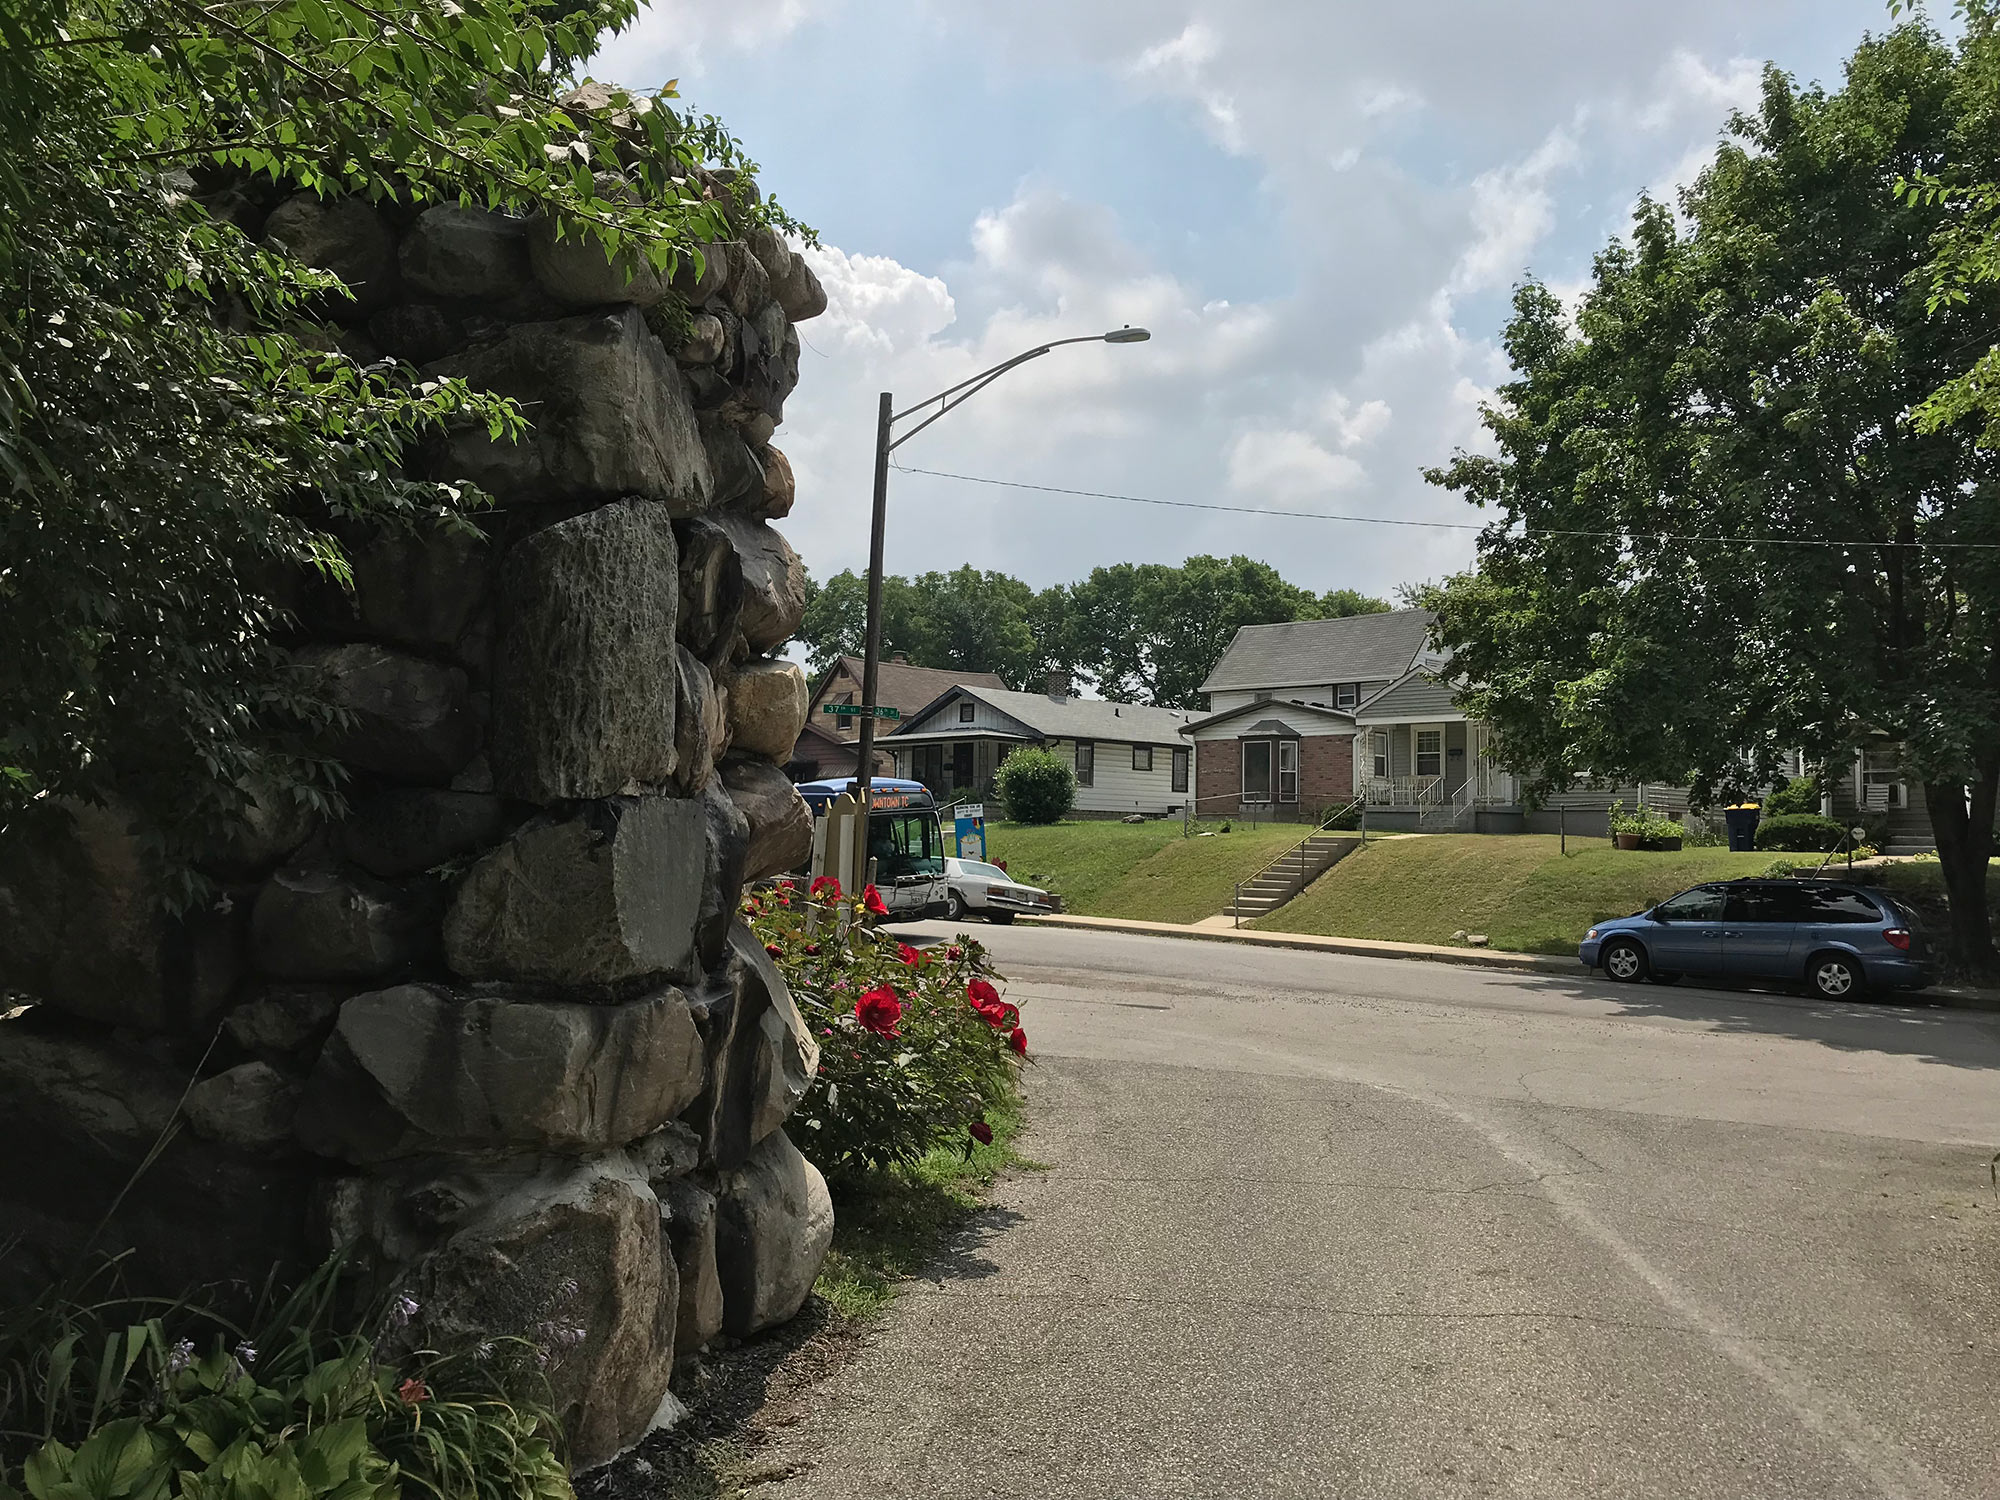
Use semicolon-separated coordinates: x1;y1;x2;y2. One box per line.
1016;913;2000;1012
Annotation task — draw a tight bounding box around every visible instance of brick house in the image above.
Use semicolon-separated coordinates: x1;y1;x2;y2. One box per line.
788;653;1007;782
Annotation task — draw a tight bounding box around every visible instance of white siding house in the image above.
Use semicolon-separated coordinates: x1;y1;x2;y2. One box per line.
885;677;1197;817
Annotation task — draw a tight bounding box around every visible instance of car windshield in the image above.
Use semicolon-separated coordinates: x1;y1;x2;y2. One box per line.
957;860;1010;881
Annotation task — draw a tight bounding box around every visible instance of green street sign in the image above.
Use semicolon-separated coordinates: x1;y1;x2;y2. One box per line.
822;703;901;720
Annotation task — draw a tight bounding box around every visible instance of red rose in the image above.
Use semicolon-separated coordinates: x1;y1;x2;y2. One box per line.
968;978;1000;1008
398;1377;429;1405
1008;1027;1028;1056
804;943;820;955
969;1121;994;1146
946;945;964;961
988;1003;1019;1028
810;876;843;900
862;884;889;916
898;942;922;966
764;942;783;958
855;985;903;1038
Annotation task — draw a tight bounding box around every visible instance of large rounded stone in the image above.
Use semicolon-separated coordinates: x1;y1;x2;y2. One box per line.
714;515;805;655
721;757;812;881
251;863;439;981
184;1061;301;1153
674;518;744;666
695;784;749;973
336;788;513;880
0;1023;313;1310
423;307;712;511
397;1155;677;1468
491;500;678;804
714;1128;833;1337
747;227;827;323
671;647;726;796
353;523;493;659
657;1178;723;1356
726;658;808;762
527;214;669;308
262;194;398;314
295;982;705;1162
296;644;479;784
0;800;242;1032
400;205;532;301
442;796;704;988
700;415;765;511
685;923;817;1170
758;446;796;520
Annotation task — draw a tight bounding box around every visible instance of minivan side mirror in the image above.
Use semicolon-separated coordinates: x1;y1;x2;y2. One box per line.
1647;907;1666;922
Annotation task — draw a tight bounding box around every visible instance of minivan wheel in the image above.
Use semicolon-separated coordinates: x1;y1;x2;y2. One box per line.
1602;939;1647;983
1809;952;1862;1000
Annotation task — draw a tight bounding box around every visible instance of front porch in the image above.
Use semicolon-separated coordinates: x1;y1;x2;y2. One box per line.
1354;719;1521;831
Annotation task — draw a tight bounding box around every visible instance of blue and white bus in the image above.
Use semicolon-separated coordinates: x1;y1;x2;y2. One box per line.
793;777;950;921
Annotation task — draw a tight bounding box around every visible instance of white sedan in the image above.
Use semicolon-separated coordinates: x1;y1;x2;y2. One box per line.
944;857;1058;924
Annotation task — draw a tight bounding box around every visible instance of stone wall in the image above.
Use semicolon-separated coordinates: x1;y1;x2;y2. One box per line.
0;107;832;1469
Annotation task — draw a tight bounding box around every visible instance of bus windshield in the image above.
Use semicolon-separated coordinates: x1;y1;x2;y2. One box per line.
869;811;945;880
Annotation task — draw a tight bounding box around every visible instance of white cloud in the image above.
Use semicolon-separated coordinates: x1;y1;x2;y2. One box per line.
590;0;821;80
1448;127;1581;298
1124;21;1245;152
1227;429;1369;505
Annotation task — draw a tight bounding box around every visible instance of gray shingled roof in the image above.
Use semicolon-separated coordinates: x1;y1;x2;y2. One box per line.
894;685;1197;744
1200;608;1436;692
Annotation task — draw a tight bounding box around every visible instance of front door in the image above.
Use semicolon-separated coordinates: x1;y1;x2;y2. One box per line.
1646;885;1726;973
952;741;974;790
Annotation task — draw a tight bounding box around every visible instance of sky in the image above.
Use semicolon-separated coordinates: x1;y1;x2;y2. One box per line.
594;0;1898;603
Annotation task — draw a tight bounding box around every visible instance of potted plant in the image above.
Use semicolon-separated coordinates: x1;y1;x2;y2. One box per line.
1608;802;1686;851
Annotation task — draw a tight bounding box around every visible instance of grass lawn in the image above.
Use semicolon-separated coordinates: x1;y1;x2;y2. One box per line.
981;818;1305;923
1254;834;1782;954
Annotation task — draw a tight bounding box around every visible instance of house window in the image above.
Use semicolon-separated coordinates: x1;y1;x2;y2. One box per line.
1133;745;1153;772
1336;683;1358;709
1416;729;1443;779
1241;741;1272;802
958;700;976;723
1371;731;1389;780
1172;747;1189;792
1279;740;1299;803
1075;741;1095;787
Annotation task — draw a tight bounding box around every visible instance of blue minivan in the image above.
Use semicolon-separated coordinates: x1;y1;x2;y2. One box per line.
1578;879;1931;1000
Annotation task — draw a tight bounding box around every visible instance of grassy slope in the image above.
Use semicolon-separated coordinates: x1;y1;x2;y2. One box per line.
1255;834;1781;954
983;819;1304;923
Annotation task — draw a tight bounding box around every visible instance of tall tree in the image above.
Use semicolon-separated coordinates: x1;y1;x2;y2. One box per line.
1422;21;2000;966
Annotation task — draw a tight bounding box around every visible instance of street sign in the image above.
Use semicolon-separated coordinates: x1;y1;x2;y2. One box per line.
821;703;901;720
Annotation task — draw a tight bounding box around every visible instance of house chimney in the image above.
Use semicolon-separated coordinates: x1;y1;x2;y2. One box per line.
890;651;909;665
1045;669;1071;702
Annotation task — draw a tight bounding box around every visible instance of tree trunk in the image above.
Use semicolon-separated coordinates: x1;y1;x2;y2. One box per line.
1925;773;1997;974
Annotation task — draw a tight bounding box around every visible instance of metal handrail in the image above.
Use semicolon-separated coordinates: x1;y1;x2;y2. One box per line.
1232;799;1363;928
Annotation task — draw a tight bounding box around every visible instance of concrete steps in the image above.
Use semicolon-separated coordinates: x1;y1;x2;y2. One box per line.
1225;834;1359;918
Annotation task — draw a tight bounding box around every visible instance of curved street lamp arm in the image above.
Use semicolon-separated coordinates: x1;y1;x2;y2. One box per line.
887;354;1050;453
889;333;1115;426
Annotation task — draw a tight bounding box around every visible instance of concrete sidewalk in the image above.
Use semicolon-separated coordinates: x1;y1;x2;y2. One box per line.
1018;910;2000;1011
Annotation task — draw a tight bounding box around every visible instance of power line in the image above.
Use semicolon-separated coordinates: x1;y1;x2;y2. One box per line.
889;463;2000;551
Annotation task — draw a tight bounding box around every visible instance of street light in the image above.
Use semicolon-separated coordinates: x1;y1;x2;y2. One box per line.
846;326;1152;856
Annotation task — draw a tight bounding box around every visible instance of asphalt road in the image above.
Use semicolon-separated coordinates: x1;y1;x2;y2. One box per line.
765;927;2000;1500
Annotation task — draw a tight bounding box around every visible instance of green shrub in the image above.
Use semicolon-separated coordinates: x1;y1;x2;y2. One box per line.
0;1257;570;1500
992;749;1075;825
746;879;1024;1177
1765;775;1822;817
1754;813;1849;851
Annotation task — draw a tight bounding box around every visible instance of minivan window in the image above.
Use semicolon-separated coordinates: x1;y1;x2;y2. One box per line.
1656;887;1724;921
1800;887;1884;924
1746;883;1813;923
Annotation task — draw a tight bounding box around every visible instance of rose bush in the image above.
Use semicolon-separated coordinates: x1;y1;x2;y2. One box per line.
745;878;1025;1176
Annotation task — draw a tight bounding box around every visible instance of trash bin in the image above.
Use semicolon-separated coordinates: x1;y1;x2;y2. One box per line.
1723;805;1761;852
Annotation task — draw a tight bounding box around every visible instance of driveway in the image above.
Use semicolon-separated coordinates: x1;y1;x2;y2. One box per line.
765;926;2000;1500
